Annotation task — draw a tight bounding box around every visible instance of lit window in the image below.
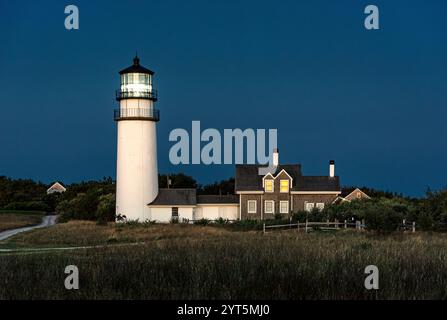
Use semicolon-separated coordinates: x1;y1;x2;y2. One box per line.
248;200;257;213
316;203;325;211
265;180;274;192
280;180;289;193
280;201;289;214
305;202;315;212
264;200;275;214
356;192;361;199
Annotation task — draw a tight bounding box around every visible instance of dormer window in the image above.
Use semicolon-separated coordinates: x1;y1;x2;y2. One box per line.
280;179;289;193
265;179;274;192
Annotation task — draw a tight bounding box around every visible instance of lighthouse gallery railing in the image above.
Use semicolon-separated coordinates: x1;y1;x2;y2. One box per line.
114;108;160;121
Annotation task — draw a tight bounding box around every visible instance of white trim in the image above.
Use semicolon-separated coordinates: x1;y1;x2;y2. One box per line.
332;196;350;204
247;200;257;214
147;205;196;208
316;203;325;211
264;200;275;214
196;203;239;207
261;194;263;220
291;191;341;195
262;173;275;187
304;202;315;212
239;194;242;220
275;169;293;185
279;200;289;214
236;191;263;195
47;182;66;193
279;179;290;193
345;188;371;200
264;179;274;193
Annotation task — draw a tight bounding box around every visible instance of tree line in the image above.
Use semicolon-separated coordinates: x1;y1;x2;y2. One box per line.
0;175;446;231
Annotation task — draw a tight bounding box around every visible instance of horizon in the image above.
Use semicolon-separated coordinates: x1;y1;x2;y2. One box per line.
1;0;446;197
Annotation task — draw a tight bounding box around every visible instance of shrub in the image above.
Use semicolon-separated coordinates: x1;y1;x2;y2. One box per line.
194;218;210;226
364;205;403;233
95;193;115;223
231;219;263;231
215;217;230;225
3;201;49;212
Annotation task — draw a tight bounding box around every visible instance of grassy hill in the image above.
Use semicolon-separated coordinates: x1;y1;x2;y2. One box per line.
1;222;447;299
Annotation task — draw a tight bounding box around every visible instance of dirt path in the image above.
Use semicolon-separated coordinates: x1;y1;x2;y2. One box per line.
0;215;57;241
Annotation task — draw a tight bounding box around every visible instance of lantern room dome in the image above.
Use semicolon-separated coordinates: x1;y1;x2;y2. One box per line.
119;56;154;75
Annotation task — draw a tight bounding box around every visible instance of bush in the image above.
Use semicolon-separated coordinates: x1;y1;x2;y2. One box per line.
194;218;210;226
95;193;115;223
3;201;49;212
231;219;263;231
215;217;230;225
364;205;403;233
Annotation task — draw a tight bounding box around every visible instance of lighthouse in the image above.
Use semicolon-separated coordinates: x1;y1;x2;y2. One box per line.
114;56;159;221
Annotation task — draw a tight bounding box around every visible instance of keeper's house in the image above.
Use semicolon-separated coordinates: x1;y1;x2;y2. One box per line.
147;150;341;222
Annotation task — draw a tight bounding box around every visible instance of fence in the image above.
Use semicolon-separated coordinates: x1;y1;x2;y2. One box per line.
263;219;416;234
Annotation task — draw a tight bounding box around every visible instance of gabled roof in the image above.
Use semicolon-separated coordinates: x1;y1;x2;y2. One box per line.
148;189;196;206
235;164;301;191
293;176;340;192
197;194;239;204
119;56;154;75
47;182;66;193
344;188;371;200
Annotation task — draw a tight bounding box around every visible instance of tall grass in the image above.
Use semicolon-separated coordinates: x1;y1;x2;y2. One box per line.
1;227;447;299
0;212;43;232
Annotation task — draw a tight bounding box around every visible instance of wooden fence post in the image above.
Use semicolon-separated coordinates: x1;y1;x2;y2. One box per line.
305;219;308;233
344;220;347;229
335;219;339;229
297;220;300;232
263;222;265;235
290;216;292;229
356;221;360;230
412;221;416;233
361;219;365;230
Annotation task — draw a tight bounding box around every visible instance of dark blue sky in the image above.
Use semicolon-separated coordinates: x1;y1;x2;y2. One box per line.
0;0;446;196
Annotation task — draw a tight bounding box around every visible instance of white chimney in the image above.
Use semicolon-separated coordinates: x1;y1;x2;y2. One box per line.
329;160;335;178
273;148;279;167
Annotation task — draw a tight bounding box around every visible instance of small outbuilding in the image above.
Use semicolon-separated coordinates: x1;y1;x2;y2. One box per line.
46;182;67;195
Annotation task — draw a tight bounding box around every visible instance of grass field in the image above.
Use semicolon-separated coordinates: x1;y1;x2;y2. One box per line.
1;221;447;299
0;211;44;232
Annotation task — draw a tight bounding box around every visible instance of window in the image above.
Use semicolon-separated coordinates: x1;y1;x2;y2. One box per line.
264;200;275;214
172;207;179;218
247;200;257;213
265;180;274;192
316;203;325;211
280;201;289;214
280;180;289;193
356;192;361;199
305;202;315;212
139;74;146;84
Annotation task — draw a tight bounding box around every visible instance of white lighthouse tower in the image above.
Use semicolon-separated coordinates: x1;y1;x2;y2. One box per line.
115;56;159;221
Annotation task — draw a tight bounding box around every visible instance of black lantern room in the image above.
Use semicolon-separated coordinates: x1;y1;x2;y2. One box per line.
116;56;158;101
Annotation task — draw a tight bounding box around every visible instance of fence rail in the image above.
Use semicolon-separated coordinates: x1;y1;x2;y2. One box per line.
263;219;415;234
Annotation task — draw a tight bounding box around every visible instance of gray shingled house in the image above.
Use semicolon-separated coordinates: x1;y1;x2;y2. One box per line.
147;151;341;222
235;160;340;220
